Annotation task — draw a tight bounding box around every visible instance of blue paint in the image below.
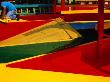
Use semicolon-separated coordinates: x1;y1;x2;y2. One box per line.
15;4;52;8
69;22;97;30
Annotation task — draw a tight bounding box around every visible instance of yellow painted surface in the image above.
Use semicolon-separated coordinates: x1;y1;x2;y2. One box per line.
75;0;110;1
0;18;81;47
9;19;46;23
95;22;110;30
61;9;110;14
1;63;110;82
9;19;28;22
68;20;110;23
0;19;29;23
0;18;46;23
0;51;110;82
0;19;9;23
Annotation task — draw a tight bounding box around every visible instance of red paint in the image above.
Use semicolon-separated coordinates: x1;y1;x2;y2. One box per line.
0;20;51;41
55;5;98;12
20;14;110;22
75;5;97;10
56;5;97;11
20;14;63;20
61;0;66;11
56;6;69;13
53;0;56;13
97;0;104;66
7;38;110;77
98;0;104;40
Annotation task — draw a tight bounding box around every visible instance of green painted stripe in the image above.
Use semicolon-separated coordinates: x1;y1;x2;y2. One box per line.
0;38;81;63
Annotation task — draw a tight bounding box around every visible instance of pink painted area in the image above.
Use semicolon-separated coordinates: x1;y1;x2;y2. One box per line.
0;20;51;41
7;38;110;77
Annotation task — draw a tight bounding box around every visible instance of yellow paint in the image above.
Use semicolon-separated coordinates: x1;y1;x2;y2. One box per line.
26;8;29;14
9;19;28;22
75;0;98;1
95;22;110;30
0;18;47;23
69;7;72;11
0;18;81;47
0;19;9;23
1;63;110;82
21;9;23;14
0;18;28;23
33;8;36;14
61;9;110;14
68;0;72;4
68;0;72;11
68;20;110;23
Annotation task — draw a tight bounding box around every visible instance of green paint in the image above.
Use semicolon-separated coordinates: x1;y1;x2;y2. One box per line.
0;38;81;63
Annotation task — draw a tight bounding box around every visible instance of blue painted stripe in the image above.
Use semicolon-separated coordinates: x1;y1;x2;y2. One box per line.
69;22;97;30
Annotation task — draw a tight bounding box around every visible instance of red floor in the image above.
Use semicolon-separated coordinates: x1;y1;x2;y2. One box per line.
7;38;110;77
1;14;110;77
20;14;110;21
1;13;110;41
0;20;51;41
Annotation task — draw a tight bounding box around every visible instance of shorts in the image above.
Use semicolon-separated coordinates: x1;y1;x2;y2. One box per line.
6;10;16;19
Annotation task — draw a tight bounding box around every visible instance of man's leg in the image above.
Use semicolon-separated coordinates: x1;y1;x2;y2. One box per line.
6;10;16;19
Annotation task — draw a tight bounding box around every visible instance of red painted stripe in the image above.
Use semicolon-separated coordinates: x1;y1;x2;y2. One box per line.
0;20;51;41
20;14;110;21
7;38;110;77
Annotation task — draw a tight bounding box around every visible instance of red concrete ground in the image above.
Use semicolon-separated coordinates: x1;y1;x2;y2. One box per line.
7;38;110;77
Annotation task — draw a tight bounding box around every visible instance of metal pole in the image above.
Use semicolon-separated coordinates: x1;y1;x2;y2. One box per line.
61;0;65;11
53;0;56;13
97;0;104;64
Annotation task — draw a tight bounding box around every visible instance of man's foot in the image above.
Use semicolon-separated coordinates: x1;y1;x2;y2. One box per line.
16;14;20;21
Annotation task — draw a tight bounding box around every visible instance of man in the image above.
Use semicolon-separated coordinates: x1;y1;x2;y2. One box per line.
0;0;19;20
